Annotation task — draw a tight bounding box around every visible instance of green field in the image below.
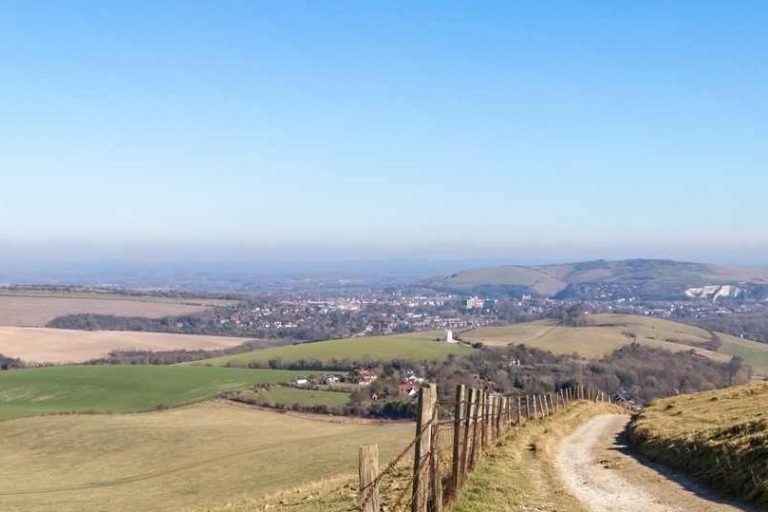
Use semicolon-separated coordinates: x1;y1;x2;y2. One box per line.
0;401;412;512
193;331;472;367
463;314;768;375
235;385;352;408
0;365;323;421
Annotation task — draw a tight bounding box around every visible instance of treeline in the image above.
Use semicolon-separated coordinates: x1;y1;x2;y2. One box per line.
47;312;361;341
223;387;416;419
0;353;23;370
48;313;226;335
439;343;751;403
86;339;293;365
686;313;768;343
351;344;752;407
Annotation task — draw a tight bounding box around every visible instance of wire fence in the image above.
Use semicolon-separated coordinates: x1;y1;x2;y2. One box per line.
358;383;612;512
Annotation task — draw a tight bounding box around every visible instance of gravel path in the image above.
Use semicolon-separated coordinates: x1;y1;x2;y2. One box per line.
556;414;755;512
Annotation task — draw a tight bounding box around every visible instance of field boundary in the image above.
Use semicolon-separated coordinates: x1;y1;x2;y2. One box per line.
357;383;615;511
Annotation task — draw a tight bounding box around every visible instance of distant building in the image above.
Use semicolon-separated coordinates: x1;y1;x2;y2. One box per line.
444;329;455;343
357;369;378;386
466;297;485;310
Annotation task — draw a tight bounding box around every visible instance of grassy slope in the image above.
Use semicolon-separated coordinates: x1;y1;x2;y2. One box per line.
0;365;323;420
0;401;412;512
193;331;472;367
463;314;768;374
629;382;768;508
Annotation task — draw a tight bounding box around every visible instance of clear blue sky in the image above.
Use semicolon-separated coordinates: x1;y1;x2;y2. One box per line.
2;1;766;263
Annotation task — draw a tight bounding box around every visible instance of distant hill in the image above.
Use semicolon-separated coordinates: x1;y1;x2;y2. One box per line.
425;259;768;299
461;313;768;375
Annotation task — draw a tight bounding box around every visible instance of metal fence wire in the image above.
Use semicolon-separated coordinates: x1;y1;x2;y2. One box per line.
358;384;612;512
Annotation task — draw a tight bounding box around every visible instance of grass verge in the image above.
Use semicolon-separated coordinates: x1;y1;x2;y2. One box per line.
453;401;622;512
628;382;768;508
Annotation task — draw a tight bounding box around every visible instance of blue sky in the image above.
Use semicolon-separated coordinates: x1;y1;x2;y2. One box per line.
1;1;767;263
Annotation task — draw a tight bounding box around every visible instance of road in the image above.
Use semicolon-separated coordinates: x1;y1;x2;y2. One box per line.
556;414;756;512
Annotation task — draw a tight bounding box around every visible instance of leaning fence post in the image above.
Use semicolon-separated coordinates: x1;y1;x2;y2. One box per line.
412;383;436;512
359;444;380;512
451;384;465;499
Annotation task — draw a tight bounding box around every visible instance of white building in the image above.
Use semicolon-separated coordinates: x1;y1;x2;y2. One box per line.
466;297;485;310
444;329;456;343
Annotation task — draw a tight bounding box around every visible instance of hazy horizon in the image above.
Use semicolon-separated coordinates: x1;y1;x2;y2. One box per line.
3;1;767;263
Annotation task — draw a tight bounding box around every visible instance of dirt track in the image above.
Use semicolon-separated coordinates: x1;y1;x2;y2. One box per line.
556;414;755;512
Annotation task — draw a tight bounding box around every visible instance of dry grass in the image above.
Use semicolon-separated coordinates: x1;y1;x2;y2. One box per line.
463;314;768;374
0;326;250;363
629;382;768;508
0;292;227;327
0;401;413;512
452;401;621;512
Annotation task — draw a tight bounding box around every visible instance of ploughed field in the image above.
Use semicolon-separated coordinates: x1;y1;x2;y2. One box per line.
462;313;768;375
193;331;472;367
629;382;768;508
0;401;412;512
0;326;251;364
0;365;327;420
0;290;230;327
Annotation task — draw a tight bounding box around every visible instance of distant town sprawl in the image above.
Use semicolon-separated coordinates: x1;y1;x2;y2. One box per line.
43;286;768;343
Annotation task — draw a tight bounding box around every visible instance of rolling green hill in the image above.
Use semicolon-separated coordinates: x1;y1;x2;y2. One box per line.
427;259;768;298
462;314;768;375
192;331;472;367
0;365;322;421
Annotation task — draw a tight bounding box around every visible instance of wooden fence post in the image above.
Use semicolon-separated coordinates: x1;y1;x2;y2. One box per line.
532;395;539;419
517;396;522;424
359;444;380;512
460;387;475;483
495;396;502;438
482;392;490;448
470;389;481;469
451;384;465;499
412;383;436;512
430;421;443;512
